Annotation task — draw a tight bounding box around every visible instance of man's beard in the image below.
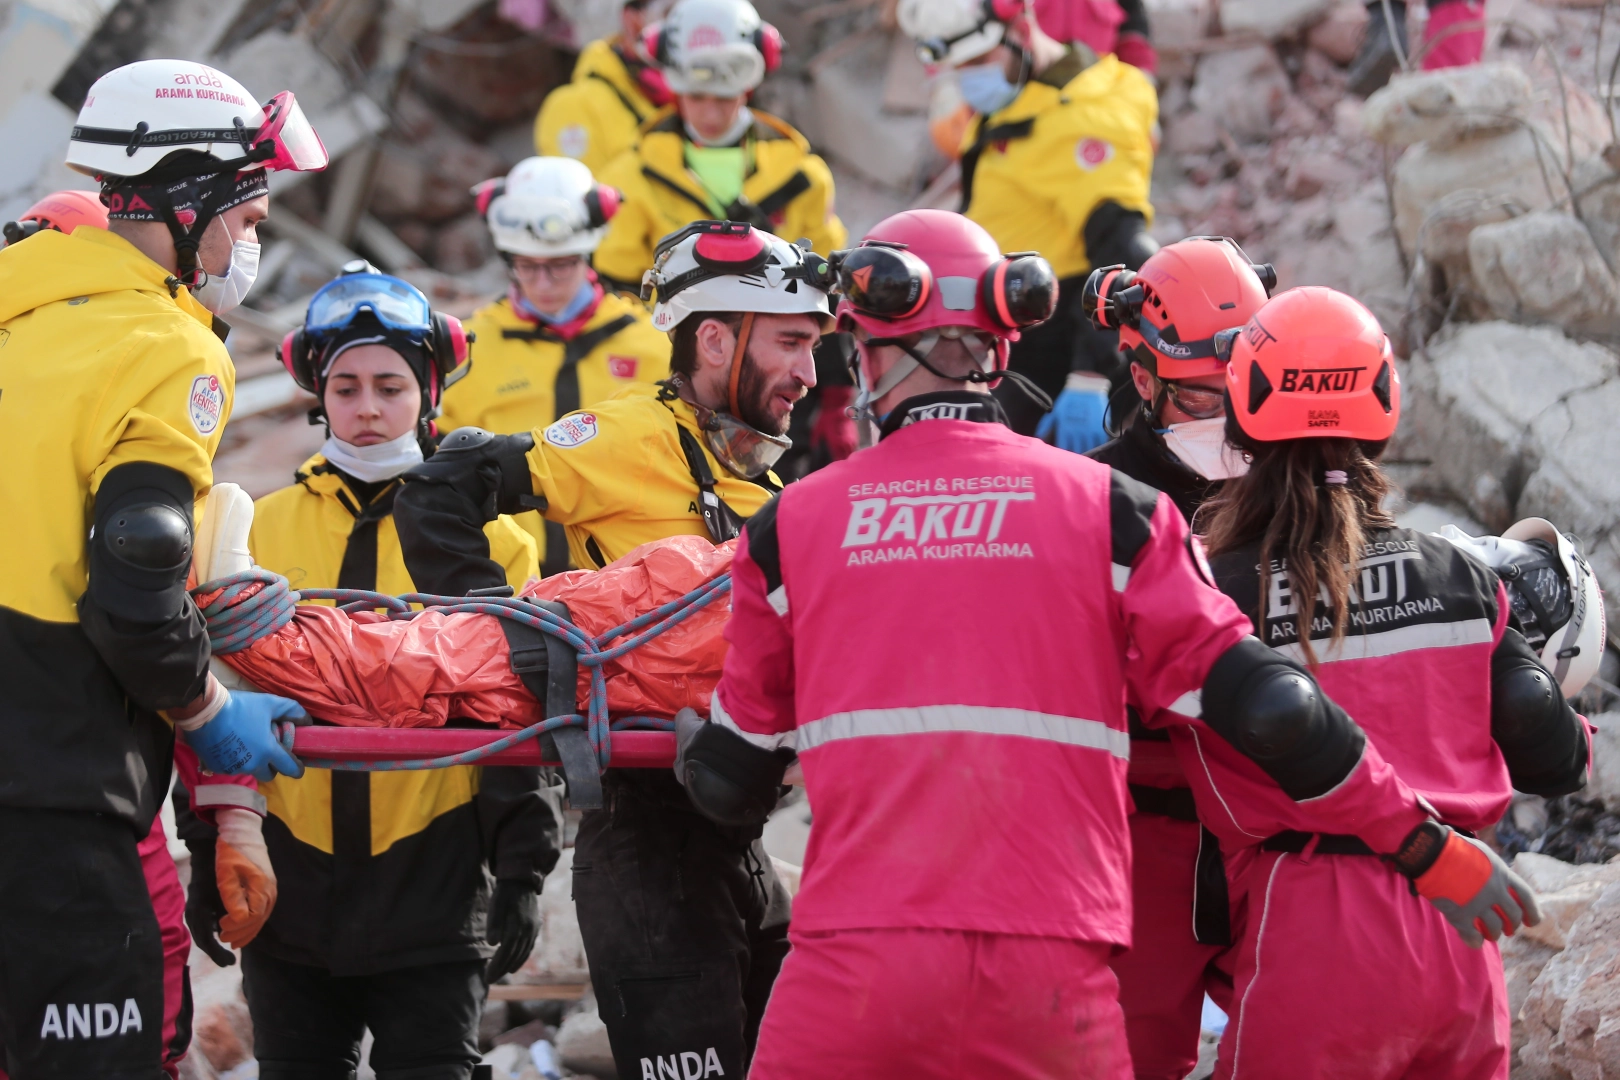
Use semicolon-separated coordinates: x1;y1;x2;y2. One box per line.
735;348;797;436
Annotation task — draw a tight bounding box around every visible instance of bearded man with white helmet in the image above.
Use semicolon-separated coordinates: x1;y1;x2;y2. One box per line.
0;59;323;1078
900;0;1160;445
443;156;672;574
393;220;832;1078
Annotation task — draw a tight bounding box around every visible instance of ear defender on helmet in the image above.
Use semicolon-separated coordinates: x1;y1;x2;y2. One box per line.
982;252;1057;330
584;184;622;229
1253;262;1278;295
280;328;319;394
429;312;473;403
1082;265;1144;330
471;177;505;219
645;21;671;65
837;243;933;320
755;21;784;71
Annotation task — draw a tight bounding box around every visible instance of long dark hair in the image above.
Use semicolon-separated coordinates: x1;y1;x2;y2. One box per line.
1199;430;1396;669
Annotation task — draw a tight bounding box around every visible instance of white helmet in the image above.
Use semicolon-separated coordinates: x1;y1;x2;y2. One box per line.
474;157;621;258
641;220;833;333
67;59;327;180
649;0;780;97
1439;518;1608;697
899;0;1015;67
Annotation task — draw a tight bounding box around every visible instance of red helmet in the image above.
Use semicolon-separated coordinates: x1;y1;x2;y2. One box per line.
3;189;108;246
1085;236;1275;380
835;209;1057;366
1226;286;1399;443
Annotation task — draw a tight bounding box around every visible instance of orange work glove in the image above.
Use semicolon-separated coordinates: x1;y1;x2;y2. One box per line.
214;807;277;948
1392;820;1542;948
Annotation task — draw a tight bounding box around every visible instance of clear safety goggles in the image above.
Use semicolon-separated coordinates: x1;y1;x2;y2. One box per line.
250;92;329;173
305;272;433;337
701;412;792;480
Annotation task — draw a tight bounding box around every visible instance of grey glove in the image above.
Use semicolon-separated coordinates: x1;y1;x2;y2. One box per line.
1392;820;1542;948
672;706;707;787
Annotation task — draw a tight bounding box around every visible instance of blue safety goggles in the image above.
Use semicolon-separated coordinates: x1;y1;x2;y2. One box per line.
305;272;433;338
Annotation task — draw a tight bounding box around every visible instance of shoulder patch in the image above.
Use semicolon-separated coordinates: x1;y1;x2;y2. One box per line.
557;123;589;159
1076;137;1114;171
544;412;600;448
188;374;225;435
606;356;638;380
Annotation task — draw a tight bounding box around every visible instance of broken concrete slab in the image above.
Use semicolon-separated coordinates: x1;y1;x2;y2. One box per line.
802;32;935;192
1390;124;1566;254
1190;45;1294;143
1520;877;1620;1078
1468;211;1620;335
1219;0;1336;40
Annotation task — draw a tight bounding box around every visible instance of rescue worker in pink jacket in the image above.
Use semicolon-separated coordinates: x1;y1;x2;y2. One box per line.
1167;285;1590;1080
669;211;1542;1079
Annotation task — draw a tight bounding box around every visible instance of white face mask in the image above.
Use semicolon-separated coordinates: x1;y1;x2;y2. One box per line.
1160;417;1249;481
318;430;425;484
191;239;261;315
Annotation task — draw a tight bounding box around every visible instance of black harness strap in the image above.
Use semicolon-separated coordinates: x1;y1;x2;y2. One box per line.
727;170;811;231
500;600;601;810
958;117;1036;213
641;166;716;218
675;425;749;543
587;70;650;125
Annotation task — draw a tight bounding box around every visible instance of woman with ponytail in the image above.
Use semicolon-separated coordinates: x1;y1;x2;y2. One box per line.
1184;287;1590;1080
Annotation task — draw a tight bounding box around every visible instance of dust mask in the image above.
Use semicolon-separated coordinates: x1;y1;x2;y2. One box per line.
1160;417;1248;481
319;431;424;483
191;239;260;315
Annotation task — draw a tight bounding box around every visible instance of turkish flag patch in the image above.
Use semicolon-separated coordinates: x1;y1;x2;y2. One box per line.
607;356;638;379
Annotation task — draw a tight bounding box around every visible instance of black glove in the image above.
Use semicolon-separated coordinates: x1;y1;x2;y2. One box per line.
185;841;236;967
485;879;541;981
404;428;537;521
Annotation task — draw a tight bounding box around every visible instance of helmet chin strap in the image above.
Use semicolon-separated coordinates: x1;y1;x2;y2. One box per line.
855;333;1053;433
726;310;756;419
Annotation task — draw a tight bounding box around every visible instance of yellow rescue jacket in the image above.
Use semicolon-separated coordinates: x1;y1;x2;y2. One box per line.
959;52;1158;280
0;226;234;827
246;455;554;974
526;382;778;569
443;292;671;571
534;37;660;175
594;109;847;287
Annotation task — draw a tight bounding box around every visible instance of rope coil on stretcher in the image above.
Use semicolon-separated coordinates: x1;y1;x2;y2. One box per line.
190;569;732;773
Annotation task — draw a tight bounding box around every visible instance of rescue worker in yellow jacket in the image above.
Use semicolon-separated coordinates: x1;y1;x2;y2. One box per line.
227;269;558;1079
592;0;846;290
534;0;675;175
901;0;1160;441
0;58;323;1078
394;222;831;1080
447;156;671;574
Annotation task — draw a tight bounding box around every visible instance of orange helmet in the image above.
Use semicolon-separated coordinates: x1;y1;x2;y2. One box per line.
1084;236;1275;379
1225;286;1399;443
3;190;108;246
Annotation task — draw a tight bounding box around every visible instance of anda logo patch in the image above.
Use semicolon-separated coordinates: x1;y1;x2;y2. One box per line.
1279;367;1364;393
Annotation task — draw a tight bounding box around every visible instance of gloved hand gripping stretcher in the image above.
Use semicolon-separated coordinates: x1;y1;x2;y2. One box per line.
191;484;734;807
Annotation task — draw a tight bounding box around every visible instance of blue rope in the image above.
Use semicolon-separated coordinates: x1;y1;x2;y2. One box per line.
192;570;725;774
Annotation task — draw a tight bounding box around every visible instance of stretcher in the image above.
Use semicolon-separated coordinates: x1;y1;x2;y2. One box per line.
191;484;735;805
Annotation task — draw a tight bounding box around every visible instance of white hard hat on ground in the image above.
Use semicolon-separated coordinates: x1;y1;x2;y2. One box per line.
1440;519;1608;697
474;157;621;258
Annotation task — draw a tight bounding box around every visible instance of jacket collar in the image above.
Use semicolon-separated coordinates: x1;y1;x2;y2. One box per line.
879;390;1009;439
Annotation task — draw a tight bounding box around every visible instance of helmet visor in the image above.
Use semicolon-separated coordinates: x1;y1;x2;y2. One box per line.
306;273;432;336
255;92;329;173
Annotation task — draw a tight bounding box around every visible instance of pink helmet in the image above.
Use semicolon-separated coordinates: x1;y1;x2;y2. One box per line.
835;209;1056;368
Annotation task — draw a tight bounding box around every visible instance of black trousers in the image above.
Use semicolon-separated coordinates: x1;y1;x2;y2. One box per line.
241;948;484;1080
573;774;792;1080
0;807;166;1080
995;274;1125;436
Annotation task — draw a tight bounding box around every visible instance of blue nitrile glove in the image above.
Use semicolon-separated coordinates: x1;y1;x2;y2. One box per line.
1036;375;1112;454
182;691;308;781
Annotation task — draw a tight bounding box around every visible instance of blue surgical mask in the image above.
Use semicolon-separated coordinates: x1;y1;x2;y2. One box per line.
516;279;595;325
957;64;1022;116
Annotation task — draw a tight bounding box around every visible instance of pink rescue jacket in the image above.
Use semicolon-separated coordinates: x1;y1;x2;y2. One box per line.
712;394;1430;947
